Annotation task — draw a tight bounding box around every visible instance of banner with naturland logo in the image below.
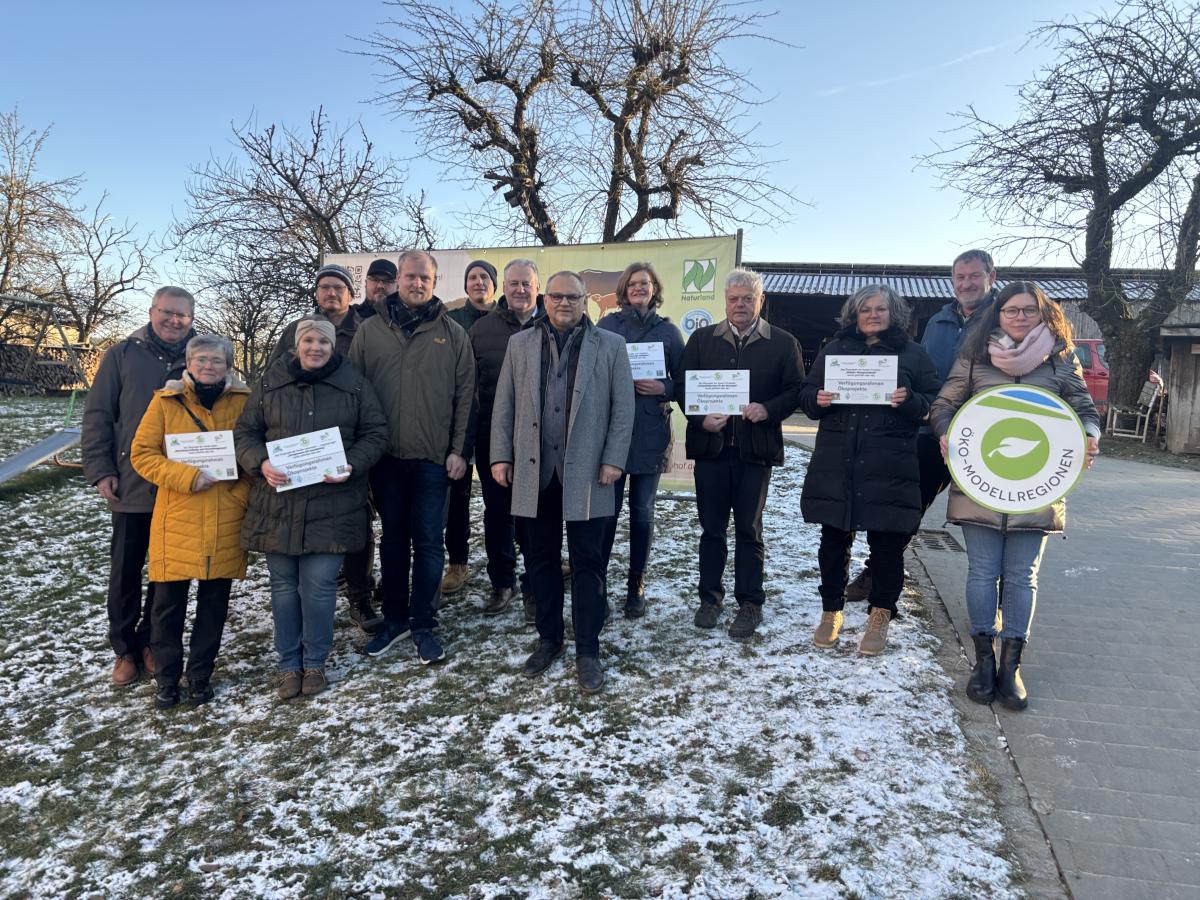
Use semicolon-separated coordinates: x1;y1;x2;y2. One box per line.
945;385;1087;514
327;234;739;491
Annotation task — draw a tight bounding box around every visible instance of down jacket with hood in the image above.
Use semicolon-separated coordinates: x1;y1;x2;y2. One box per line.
129;372;252;582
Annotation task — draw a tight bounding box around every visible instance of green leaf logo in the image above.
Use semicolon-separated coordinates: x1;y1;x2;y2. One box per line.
981;419;1050;480
682;259;717;292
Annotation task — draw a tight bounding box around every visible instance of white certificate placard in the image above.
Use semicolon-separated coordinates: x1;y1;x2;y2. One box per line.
684;369;750;415
165;430;238;481
626;341;667;380
825;355;899;405
266;427;349;492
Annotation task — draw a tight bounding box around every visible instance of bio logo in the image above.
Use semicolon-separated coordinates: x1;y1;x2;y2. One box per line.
981;419;1049;480
682;259;716;293
682;308;713;336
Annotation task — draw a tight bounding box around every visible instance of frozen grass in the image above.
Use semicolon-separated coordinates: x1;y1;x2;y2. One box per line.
0;399;1018;898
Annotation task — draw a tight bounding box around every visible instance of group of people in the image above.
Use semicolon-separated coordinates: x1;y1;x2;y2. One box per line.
81;246;1099;710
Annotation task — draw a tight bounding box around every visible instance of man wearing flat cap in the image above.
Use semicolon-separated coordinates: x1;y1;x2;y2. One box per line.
437;259;499;598
359;258;397;319
268;263;383;633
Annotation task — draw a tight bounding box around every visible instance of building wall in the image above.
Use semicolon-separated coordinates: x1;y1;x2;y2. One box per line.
1165;338;1200;455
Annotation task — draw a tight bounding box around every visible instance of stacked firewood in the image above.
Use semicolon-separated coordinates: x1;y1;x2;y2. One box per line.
0;344;100;395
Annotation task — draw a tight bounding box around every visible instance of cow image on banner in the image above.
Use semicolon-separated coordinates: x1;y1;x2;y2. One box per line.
944;385;1088;514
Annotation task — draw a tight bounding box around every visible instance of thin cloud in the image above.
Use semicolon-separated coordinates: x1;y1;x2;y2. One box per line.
817;40;1010;97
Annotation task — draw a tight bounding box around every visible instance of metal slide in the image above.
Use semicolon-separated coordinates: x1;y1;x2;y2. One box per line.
0;427;82;486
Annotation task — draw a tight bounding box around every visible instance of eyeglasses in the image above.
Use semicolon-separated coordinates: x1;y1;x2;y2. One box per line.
317;284;349;293
190;354;227;367
546;292;584;304
1000;306;1041;320
152;307;193;321
505;280;534;291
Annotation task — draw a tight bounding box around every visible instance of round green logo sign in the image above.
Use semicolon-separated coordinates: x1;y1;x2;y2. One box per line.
980;418;1050;481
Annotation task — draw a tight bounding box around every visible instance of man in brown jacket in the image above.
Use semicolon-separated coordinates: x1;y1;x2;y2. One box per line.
82;286;196;686
349;250;474;665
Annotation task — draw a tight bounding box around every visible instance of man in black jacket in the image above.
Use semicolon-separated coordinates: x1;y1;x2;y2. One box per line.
468;258;543;619
677;268;804;640
82;286;196;686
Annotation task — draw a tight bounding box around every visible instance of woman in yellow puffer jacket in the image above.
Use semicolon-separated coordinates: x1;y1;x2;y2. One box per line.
131;334;251;710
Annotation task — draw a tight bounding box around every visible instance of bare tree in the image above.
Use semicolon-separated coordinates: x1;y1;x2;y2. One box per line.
42;194;154;342
173;109;436;377
364;0;792;246
927;0;1200;406
0;109;82;296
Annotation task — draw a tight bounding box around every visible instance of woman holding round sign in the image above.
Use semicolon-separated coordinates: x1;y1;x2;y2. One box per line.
930;281;1100;711
800;285;941;656
234;317;389;700
130;334;251;710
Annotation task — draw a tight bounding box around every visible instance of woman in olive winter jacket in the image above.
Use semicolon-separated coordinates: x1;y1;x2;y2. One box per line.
930;282;1100;711
597;262;686;618
799;285;940;656
130;334;251;710
234;318;389;700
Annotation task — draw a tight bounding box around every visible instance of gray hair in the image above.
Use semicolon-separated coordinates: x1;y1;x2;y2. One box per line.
397;249;438;273
725;268;763;298
152;286;196;311
839;284;911;332
185;334;234;367
504;258;540;279
951;249;995;276
545;270;587;296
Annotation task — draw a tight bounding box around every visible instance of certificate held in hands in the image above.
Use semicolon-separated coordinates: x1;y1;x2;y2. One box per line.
266;427;349;492
684;369;751;415
626;341;667;380
825;355;899;405
165;430;238;481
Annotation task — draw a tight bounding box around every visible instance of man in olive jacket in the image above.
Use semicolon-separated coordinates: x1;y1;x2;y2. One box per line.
349;250;474;665
82;286;196;686
676;268;804;641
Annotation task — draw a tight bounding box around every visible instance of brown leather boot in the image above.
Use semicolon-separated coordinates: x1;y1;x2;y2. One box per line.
112;654;139;687
440;563;469;594
141;646;157;676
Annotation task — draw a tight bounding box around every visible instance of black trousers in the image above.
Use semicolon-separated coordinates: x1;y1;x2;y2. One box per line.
151;578;232;685
475;438;529;592
519;475;609;657
694;450;773;608
107;511;155;657
916;431;952;516
341;518;375;603
818;526;905;614
445;470;472;566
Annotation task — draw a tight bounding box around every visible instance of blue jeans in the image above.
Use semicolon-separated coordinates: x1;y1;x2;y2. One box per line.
370;455;449;633
960;525;1049;640
266;552;343;671
601;472;662;575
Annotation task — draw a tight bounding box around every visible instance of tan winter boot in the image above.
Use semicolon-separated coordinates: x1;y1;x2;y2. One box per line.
858;607;892;656
813;611;844;649
440;563;469;594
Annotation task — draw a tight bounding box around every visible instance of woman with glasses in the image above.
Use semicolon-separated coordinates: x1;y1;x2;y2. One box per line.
597;262;685;618
930;282;1100;710
130;334;251;709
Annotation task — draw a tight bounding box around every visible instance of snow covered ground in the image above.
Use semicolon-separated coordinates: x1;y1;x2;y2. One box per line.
0;399;1018;897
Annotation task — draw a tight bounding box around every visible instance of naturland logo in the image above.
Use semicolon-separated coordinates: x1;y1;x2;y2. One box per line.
946;385;1087;515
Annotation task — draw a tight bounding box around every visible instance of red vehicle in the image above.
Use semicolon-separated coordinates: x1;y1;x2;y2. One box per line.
1075;339;1109;416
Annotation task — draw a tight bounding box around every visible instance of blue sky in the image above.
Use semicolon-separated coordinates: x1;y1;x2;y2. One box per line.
5;0;1095;271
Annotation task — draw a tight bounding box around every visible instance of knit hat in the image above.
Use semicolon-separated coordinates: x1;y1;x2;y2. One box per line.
464;259;498;292
294;317;336;347
314;263;354;296
366;258;397;280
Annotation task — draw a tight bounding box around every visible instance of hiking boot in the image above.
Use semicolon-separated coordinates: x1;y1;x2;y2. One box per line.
523;594;537;626
813;611;844;649
349;595;384;634
858;607;892;656
577;656;604;694
996;637;1028;711
412;630;446;665
276;671;302;700
364;622;411;658
301;668;328;696
112;654;139;687
693;603;721;629
844;569;872;603
967;634;997;704
440;563;469;594
522;641;563;678
561;562;572;580
141;646;157;676
624;573;647;619
154;682;180;710
187;678;214;706
484;587;514;616
729;603;763;640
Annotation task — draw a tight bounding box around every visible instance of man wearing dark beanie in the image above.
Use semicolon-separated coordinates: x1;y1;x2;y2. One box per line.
439;259;498;596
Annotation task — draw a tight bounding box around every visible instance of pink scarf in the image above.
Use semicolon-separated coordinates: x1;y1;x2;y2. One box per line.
987;322;1056;377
